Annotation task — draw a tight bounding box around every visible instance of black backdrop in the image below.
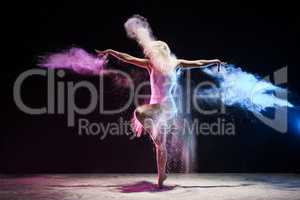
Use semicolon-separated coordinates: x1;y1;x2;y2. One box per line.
3;0;300;173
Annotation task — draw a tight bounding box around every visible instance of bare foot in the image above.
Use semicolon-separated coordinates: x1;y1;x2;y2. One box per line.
158;174;167;188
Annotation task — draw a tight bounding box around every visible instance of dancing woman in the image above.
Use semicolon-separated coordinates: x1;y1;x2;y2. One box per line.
96;40;224;187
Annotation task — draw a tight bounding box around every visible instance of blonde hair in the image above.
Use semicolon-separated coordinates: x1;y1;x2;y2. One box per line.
124;16;177;75
143;41;177;74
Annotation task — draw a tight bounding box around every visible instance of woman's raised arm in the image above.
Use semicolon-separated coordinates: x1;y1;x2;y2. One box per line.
96;49;149;70
178;59;224;69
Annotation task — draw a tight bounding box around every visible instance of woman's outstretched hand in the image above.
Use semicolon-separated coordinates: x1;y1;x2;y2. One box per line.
95;49;113;56
213;59;227;66
211;59;227;72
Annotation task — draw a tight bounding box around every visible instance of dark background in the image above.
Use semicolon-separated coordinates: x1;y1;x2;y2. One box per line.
3;0;300;173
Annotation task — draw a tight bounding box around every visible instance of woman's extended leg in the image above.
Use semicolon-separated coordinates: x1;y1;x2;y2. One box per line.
151;132;167;187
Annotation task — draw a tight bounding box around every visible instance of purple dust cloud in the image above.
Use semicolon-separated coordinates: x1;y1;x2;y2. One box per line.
39;48;107;75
